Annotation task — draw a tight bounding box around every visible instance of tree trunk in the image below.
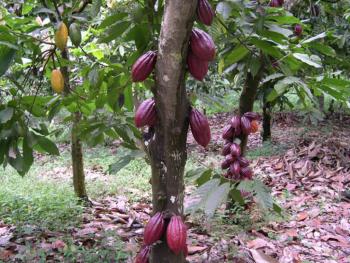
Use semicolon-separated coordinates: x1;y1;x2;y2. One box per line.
238;71;263;155
61;49;88;201
262;101;272;141
148;0;197;262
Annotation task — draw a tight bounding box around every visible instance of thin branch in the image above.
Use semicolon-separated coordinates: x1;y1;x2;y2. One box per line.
72;0;92;14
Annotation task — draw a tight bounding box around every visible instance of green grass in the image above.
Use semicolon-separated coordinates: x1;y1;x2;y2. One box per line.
247;141;288;159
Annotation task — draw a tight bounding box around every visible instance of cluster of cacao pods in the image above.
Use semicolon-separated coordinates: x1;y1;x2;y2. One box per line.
221;112;260;181
135;213;188;262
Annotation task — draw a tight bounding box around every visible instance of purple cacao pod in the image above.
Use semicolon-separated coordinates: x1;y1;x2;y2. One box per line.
278;0;284;5
230;116;241;129
221;154;235;169
197;0;214;26
190;28;216;61
131;51;157;82
166;216;187;255
135;99;156;128
143;212;165;245
229;161;241;176
243;112;260;121
222;125;234;141
237;156;250;168
230;143;241;157
190;108;211;147
221;142;231;156
240;167;253;180
269;0;281;7
187;51;209;81
135;246;151;263
294;24;303;36
240;116;252;135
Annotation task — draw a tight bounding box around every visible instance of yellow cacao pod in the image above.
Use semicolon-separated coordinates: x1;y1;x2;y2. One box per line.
54;22;68;51
51;69;64;93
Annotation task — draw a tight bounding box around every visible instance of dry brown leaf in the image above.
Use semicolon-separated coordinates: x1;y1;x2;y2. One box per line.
250;249;278;263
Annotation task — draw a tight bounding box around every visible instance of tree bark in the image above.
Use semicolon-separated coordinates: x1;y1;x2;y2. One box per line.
61;49;88;201
148;0;197;262
238;70;264;155
262;101;272;141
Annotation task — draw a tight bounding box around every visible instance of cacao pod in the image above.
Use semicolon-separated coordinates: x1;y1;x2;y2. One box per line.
229;161;241;176
278;0;284;4
132;51;157;82
240;167;253;180
237;156;250;168
221;154;235;169
135;246;151;263
251;120;259;133
143;212;165;245
166;216;187;255
234;125;241;137
240;116;252;135
55;22;68;51
243;112;260;121
269;0;281;7
51;69;64;93
230;143;241;157
222;125;234;141
221;142;231;156
197;0;214;26
190;28;216;61
190;108;211;147
69;23;82;47
135;99;156;128
230;116;241;129
294;24;303;36
187;51;209;81
184;244;188;257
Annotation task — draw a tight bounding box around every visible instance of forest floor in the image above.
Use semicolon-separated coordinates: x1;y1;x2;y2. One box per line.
0;112;349;263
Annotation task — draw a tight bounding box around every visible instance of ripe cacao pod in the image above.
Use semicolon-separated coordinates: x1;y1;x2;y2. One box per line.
132;51;157;82
51;69;64;93
221;154;235;169
190;28;216;61
190;108;211;147
143;212;165;245
55;22;68;51
241;116;252;135
294;24;303;36
221;142;231;156
269;0;281;7
251;120;259;133
222;125;234;141
69;23;82;47
187;51;209;81
135;99;156;128
230;116;241;129
229;161;241;176
197;0;214;26
166;216;187;255
230;143;241;157
135;246;151;263
243;112;260;121
240;167;253;180
237;156;250;168
278;0;284;4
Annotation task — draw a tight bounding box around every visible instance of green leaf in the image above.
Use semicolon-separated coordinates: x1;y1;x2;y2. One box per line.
224;45;249;66
88;65;101;89
0;47;16;77
300;32;326;44
250;38;282;58
309;42;336;57
90;0;102;17
99;13;128;29
37;137;59;155
238;180;273;210
109;155;133;174
99;21;130;43
293;53;322;68
0;108;14;124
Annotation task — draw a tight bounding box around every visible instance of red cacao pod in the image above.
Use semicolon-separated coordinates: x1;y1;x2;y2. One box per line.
230;116;241;129
132;51;157;82
229;161;241;176
230;143;241;157
251;120;259;133
135;99;156;128
237;156;250;168
221;154;235;169
187;51;209;81
190;28;216;61
222;125;234;140
241;116;252;135
197;0;214;26
243;112;260;121
190;108;211;147
143;212;165;245
294;24;303;36
269;0;281;7
166;216;187;255
278;0;284;5
240;167;253;180
222;142;231;156
135;246;151;263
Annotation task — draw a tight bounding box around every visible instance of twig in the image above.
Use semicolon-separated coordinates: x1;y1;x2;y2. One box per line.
72;0;92;14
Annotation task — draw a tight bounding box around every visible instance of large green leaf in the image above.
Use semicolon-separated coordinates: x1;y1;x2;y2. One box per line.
224;45;249;66
0;47;16;77
0;108;14;124
37;136;59;155
293;53;322;68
